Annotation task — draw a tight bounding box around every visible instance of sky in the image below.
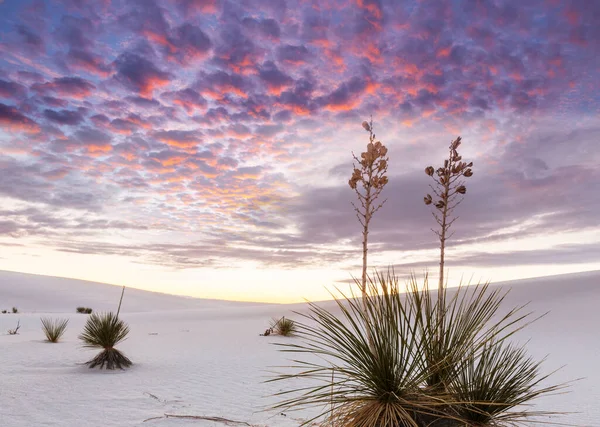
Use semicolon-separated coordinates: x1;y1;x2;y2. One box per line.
0;0;598;303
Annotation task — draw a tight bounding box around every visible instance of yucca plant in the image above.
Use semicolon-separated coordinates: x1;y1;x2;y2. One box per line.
41;317;69;343
405;275;536;391
79;312;132;369
271;271;566;426
270;317;297;337
449;341;566;425
270;271;455;426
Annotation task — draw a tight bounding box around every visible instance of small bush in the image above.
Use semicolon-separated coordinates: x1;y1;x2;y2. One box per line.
85;307;93;314
1;310;7;314
76;307;93;314
41;317;69;343
12;307;18;313
79;312;132;369
270;316;296;337
8;320;20;335
76;307;86;313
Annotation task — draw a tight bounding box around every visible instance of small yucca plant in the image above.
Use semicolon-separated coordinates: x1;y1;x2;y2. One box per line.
79;312;132;370
270;317;297;337
41;317;69;343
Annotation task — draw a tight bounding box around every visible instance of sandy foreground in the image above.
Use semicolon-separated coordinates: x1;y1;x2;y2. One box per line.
0;270;598;426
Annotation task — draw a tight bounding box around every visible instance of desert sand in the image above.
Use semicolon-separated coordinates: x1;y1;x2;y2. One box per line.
1;269;598;426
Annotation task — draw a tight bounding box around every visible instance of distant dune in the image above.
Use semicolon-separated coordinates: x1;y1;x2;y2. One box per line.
0;270;263;313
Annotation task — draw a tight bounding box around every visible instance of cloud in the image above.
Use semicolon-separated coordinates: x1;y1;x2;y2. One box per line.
32;77;96;99
114;52;173;96
0;103;40;133
65;49;113;77
276;44;310;65
161;88;207;113
242;17;281;40
16;24;44;52
258;61;293;94
153;129;202;149
165;24;212;64
196;70;251;98
43;109;85;126
0;0;598;278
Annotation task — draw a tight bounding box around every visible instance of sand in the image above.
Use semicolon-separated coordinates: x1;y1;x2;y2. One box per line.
0;270;598;426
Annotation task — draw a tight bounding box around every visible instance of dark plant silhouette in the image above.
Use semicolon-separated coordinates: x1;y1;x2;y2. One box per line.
270;316;296;337
349;118;389;313
8;320;20;335
271;271;566;426
79;312;132;369
424;136;473;337
41;317;69;343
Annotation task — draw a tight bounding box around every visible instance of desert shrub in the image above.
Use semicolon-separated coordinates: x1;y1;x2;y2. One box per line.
270;317;296;337
79;312;131;369
12;307;18;313
7;320;20;335
41;317;69;343
1;310;6;314
76;307;86;313
85;307;93;314
271;271;565;426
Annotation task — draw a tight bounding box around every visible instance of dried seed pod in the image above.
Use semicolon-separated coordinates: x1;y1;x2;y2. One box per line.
464;169;473;177
424;194;432;205
456;185;466;194
435;200;445;209
362;121;371;131
425;166;434;176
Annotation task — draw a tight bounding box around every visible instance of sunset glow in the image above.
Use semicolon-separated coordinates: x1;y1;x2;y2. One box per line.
0;0;598;302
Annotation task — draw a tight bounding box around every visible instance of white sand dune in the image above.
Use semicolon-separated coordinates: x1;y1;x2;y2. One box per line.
0;270;598;426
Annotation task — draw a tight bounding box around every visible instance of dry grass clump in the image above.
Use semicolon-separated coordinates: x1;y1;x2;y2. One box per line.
41;317;69;343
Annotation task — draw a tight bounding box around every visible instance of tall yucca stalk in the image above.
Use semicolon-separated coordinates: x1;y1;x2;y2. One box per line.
349;118;389;347
424;137;473;345
79;312;132;370
41;317;69;343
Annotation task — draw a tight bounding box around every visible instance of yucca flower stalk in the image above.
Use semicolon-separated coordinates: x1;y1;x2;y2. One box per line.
424;137;474;360
79;312;132;370
41;317;69;343
349;118;389;350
